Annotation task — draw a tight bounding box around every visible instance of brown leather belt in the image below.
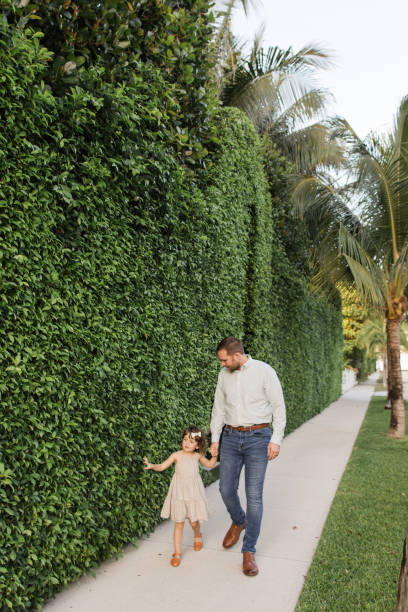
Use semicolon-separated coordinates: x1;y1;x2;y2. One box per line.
225;423;270;432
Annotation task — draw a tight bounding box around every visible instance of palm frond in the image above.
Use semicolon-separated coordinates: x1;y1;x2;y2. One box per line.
245;44;333;78
227;73;331;138
221;43;333;119
331;115;408;261
339;224;386;307
282;123;345;173
224;70;283;124
357;316;386;357
309;240;351;295
274;84;331;129
392;94;408;156
292;173;359;230
287;43;335;73
249;23;266;62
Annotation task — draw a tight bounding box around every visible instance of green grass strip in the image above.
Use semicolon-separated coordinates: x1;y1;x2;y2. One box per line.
296;396;408;612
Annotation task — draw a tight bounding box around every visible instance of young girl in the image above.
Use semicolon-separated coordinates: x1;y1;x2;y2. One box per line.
143;426;217;567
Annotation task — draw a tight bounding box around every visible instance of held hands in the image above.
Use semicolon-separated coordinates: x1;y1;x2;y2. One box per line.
209;442;219;458
267;442;280;461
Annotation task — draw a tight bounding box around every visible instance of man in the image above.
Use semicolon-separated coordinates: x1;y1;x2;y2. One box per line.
209;336;286;576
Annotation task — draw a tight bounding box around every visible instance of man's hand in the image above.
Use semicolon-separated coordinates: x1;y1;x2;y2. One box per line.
267;442;280;461
209;442;219;458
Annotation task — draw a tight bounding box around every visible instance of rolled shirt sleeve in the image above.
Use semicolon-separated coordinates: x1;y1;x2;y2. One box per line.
264;366;286;446
210;370;226;443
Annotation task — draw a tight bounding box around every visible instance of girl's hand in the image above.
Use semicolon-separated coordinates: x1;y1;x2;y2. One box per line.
143;452;177;472
143;456;152;470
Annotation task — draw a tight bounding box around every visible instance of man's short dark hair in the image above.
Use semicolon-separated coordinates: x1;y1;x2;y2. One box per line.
217;336;244;355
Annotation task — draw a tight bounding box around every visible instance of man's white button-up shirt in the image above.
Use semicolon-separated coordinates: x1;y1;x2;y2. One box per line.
210;356;286;446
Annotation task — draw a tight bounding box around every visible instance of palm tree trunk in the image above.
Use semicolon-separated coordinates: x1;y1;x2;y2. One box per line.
385;343;392;409
382;350;387;385
396;530;408;611
386;318;405;438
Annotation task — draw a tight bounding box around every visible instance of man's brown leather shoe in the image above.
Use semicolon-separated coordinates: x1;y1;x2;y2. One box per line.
243;552;259;576
222;521;246;548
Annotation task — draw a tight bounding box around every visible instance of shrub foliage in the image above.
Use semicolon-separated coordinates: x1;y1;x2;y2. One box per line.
0;15;342;611
2;0;217;166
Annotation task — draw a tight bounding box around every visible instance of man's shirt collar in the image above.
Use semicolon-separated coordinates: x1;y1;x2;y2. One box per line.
240;355;252;370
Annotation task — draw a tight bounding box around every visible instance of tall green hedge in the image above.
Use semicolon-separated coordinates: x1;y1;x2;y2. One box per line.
3;0;217;167
0;18;342;611
243;136;343;430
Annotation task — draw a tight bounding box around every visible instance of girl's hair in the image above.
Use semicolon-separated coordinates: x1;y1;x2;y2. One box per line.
181;426;207;453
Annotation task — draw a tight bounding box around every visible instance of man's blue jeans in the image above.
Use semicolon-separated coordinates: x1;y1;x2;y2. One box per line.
219;426;270;553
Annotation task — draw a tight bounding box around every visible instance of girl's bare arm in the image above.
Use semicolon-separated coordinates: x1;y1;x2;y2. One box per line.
199;453;218;469
143;453;177;471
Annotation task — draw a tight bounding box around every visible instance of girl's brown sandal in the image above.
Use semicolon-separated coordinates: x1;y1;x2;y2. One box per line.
194;534;203;551
171;553;181;567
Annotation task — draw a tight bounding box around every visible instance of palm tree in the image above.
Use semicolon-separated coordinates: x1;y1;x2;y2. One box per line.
217;31;344;175
213;0;341;170
296;96;408;438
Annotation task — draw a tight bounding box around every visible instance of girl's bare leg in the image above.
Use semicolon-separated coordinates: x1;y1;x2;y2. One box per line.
174;522;184;555
189;520;201;537
189;520;202;550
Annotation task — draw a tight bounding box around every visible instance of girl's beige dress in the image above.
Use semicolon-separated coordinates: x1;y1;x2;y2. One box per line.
161;451;209;522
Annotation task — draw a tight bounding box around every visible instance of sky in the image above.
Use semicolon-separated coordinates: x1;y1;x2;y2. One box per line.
215;0;408;139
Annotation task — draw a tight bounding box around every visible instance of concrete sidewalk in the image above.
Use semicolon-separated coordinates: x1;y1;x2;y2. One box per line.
43;375;377;612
